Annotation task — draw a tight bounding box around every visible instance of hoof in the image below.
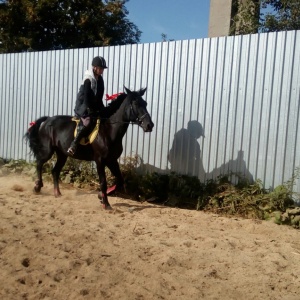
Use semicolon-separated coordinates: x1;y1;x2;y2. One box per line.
35;180;43;187
54;189;62;197
103;204;112;210
34;186;41;193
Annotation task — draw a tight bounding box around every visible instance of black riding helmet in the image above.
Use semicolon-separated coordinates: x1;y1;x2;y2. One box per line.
92;56;108;69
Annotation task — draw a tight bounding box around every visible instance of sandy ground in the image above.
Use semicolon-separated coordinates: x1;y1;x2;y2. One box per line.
0;173;300;300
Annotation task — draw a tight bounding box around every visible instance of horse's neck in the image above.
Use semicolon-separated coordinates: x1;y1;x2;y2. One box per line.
108;102;130;140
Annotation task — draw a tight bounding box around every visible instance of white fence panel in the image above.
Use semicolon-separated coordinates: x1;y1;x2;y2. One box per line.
0;31;300;197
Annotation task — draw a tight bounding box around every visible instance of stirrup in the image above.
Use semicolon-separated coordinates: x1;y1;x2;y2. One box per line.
67;147;76;156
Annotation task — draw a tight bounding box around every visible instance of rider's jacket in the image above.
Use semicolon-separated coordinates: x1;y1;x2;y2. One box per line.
74;68;104;117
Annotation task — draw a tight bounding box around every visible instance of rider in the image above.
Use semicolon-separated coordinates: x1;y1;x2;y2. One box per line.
67;56;107;156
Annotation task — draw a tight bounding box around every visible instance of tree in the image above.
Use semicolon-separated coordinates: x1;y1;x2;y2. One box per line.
161;33;174;42
230;0;300;36
0;0;141;53
230;0;260;35
260;0;300;32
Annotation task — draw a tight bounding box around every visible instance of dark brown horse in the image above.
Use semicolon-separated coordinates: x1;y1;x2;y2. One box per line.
24;87;154;209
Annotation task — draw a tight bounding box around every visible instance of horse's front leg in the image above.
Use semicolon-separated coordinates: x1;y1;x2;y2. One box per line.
34;160;44;193
96;161;112;210
106;159;125;195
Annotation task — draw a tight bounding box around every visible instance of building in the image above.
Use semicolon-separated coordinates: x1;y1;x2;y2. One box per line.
209;0;260;37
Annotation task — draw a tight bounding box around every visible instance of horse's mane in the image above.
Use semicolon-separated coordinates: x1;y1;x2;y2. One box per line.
103;89;146;120
101;93;127;120
107;93;127;113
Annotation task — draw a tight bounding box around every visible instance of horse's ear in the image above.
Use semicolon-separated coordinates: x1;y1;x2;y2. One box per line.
139;87;147;96
124;86;131;94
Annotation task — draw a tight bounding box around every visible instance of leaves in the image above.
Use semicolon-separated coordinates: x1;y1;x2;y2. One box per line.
261;0;300;32
0;0;141;53
230;0;300;35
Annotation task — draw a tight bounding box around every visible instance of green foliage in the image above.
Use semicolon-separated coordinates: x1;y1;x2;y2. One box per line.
204;179;294;219
138;172;170;200
166;173;204;208
0;158;30;173
230;0;300;35
230;0;260;35
137;172;204;208
260;0;300;32
117;155;143;199
0;0;141;53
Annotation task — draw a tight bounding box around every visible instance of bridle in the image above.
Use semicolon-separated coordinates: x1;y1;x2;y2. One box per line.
96;94;150;125
129;102;149;125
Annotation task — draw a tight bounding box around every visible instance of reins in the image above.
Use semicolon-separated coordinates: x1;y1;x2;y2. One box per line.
98;102;149;125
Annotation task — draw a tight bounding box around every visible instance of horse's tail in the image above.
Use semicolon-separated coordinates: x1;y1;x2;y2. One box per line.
24;116;49;158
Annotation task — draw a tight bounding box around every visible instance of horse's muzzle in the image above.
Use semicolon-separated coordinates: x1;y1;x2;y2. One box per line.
137;113;154;132
141;120;154;132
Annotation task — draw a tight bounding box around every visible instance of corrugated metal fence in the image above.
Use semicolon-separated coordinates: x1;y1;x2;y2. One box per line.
1;31;300;195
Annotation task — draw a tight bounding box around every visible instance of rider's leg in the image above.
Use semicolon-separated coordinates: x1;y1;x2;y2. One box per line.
67;117;92;156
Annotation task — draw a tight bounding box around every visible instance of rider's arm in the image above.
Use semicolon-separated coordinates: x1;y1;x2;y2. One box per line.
83;79;94;113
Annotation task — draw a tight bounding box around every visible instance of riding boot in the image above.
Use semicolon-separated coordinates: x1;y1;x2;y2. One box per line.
67;125;89;156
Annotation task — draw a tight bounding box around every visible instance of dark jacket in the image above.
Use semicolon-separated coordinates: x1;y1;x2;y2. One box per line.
74;71;105;117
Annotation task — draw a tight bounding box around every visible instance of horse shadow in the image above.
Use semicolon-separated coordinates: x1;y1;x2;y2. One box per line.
113;202;168;211
207;150;254;184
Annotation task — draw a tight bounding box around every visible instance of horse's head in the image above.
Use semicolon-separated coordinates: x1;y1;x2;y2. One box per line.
124;86;154;132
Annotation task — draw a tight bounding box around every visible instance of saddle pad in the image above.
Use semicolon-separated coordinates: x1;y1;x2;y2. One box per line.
72;117;100;145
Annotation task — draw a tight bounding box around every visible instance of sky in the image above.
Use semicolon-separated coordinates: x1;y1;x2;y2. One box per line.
125;0;210;44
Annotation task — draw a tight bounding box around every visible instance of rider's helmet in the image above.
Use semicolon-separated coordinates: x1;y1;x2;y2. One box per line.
92;56;108;69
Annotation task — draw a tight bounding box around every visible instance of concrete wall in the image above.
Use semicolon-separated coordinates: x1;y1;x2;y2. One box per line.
208;0;232;37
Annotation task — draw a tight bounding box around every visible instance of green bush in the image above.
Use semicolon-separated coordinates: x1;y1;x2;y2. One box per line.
1;156;299;228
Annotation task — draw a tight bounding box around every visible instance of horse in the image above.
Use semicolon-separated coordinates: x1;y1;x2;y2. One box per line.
24;87;154;209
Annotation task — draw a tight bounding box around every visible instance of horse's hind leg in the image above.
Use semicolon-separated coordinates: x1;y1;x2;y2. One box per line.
106;159;125;195
34;152;54;193
34;159;46;193
52;151;68;197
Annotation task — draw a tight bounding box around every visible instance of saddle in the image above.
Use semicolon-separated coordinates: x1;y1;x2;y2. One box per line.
71;117;100;145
